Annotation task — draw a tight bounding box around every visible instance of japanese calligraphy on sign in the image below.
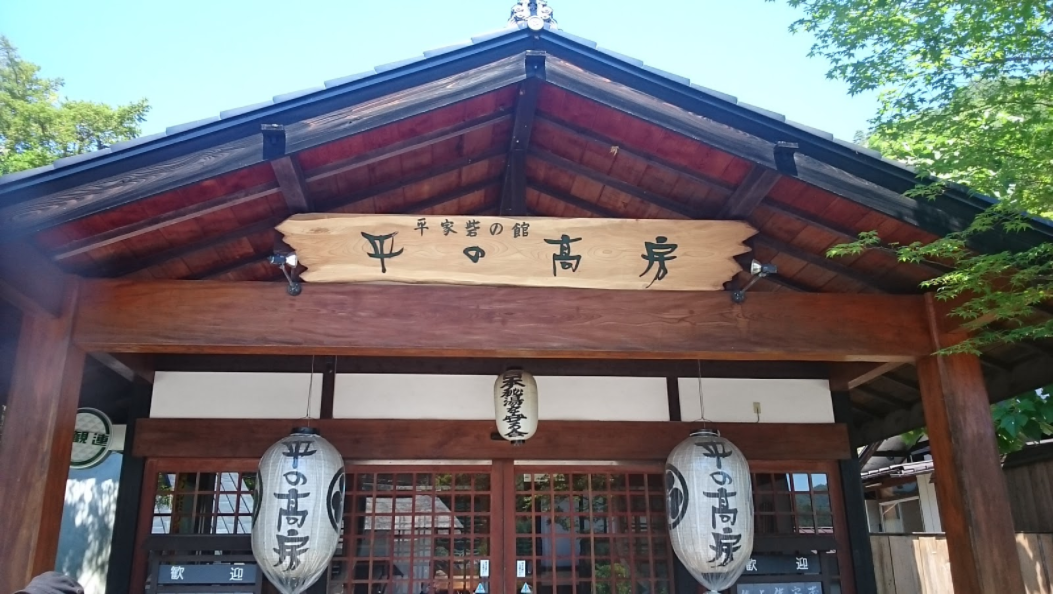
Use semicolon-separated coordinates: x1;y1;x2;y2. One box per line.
277;215;755;291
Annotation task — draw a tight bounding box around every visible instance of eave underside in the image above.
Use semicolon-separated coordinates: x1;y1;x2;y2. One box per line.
1;45;1050;448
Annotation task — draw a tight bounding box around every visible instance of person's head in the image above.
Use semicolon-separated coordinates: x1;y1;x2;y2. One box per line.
15;572;85;594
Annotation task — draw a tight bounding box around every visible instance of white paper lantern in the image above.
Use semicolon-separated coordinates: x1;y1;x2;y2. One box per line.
252;427;346;594
494;369;538;444
665;430;754;593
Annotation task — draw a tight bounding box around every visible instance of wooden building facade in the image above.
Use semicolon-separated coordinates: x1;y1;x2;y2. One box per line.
1;9;1051;594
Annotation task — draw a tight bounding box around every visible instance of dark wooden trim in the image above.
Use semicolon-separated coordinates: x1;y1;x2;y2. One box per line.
106;378;153;594
717;165;781;219
0;285;81;592
320;356;335;420
271;155;312;213
500;53;544;216
153;354;831;378
73;280;931;361
533;115;735;198
133;418;851;460
832;390;878;594
528;148;696;218
917;294;1025;594
0;53;529;237
0;241;69;318
665;377;681;421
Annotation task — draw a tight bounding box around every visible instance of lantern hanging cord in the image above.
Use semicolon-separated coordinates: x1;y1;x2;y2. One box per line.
695;359;710;425
304;355;316;425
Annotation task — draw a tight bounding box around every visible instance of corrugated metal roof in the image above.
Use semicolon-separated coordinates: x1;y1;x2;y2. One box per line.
0;23;898;187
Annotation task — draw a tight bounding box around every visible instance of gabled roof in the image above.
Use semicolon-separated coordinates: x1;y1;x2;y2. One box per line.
1;21;1051;446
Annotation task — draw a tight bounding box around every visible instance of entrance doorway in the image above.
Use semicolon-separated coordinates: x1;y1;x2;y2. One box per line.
137;459;852;594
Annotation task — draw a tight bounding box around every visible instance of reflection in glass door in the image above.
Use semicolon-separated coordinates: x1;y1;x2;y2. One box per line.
332;468;494;594
512;468;674;594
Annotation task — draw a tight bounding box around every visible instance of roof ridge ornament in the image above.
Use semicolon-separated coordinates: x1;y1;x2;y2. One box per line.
509;0;557;31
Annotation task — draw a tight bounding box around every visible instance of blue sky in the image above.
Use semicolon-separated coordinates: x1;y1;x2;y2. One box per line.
0;0;877;141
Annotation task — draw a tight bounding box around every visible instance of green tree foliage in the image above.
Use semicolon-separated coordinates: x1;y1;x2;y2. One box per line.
775;0;1053;452
0;35;148;175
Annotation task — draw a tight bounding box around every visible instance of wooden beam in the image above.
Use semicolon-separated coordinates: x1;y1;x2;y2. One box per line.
0;284;83;592
326;146;506;211
153;354;830;378
856;384;911;408
0;54;528;237
754;234;912;293
717;165;781;219
534;115;735;198
500;53;544;216
271;156;312;213
132;418;851;461
544;58;1016;250
529;148;697;218
829;362;904;392
53;111;514;262
305;108;512;183
528;182;619;218
90;352;155;383
831;390;879;594
105;379;152;593
73;280;931;361
917;293;1025;594
0;241;69;318
110;218;279;278
53;183;279;262
409;177;503;213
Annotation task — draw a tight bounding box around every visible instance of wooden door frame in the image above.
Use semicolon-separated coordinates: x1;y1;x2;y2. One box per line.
133;458;856;594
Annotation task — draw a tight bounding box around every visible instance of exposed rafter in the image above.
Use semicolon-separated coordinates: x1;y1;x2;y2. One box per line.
529;149;697;218
500;52;545;216
53;183;279;262
534;115;735;198
717;165;781;219
270;156;313;213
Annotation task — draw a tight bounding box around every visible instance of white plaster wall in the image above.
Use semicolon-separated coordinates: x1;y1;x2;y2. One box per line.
150;372;324;418
677;378;834;423
331;374;669;420
149;372;833;424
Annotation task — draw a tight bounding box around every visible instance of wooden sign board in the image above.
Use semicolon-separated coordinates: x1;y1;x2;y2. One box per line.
278;214;755;291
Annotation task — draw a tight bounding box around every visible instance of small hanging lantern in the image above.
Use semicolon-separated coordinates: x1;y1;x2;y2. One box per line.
252;427;346;594
494;368;538;445
665;430;754;593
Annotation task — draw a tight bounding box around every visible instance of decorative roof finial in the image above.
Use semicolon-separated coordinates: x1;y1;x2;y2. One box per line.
509;0;557;31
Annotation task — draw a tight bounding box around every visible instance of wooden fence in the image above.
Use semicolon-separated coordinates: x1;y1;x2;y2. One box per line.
870;533;1053;593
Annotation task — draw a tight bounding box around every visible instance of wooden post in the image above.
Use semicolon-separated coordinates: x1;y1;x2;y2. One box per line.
918;294;1025;594
0;283;84;591
106;378;153;593
831;390;878;594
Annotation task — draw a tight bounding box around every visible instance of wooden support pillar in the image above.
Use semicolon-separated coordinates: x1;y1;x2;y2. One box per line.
831;390;878;594
106;378;153;593
918;294;1025;594
0;283;84;592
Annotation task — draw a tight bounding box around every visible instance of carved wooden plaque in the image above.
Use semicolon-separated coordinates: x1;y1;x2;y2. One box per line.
278;214;755;291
